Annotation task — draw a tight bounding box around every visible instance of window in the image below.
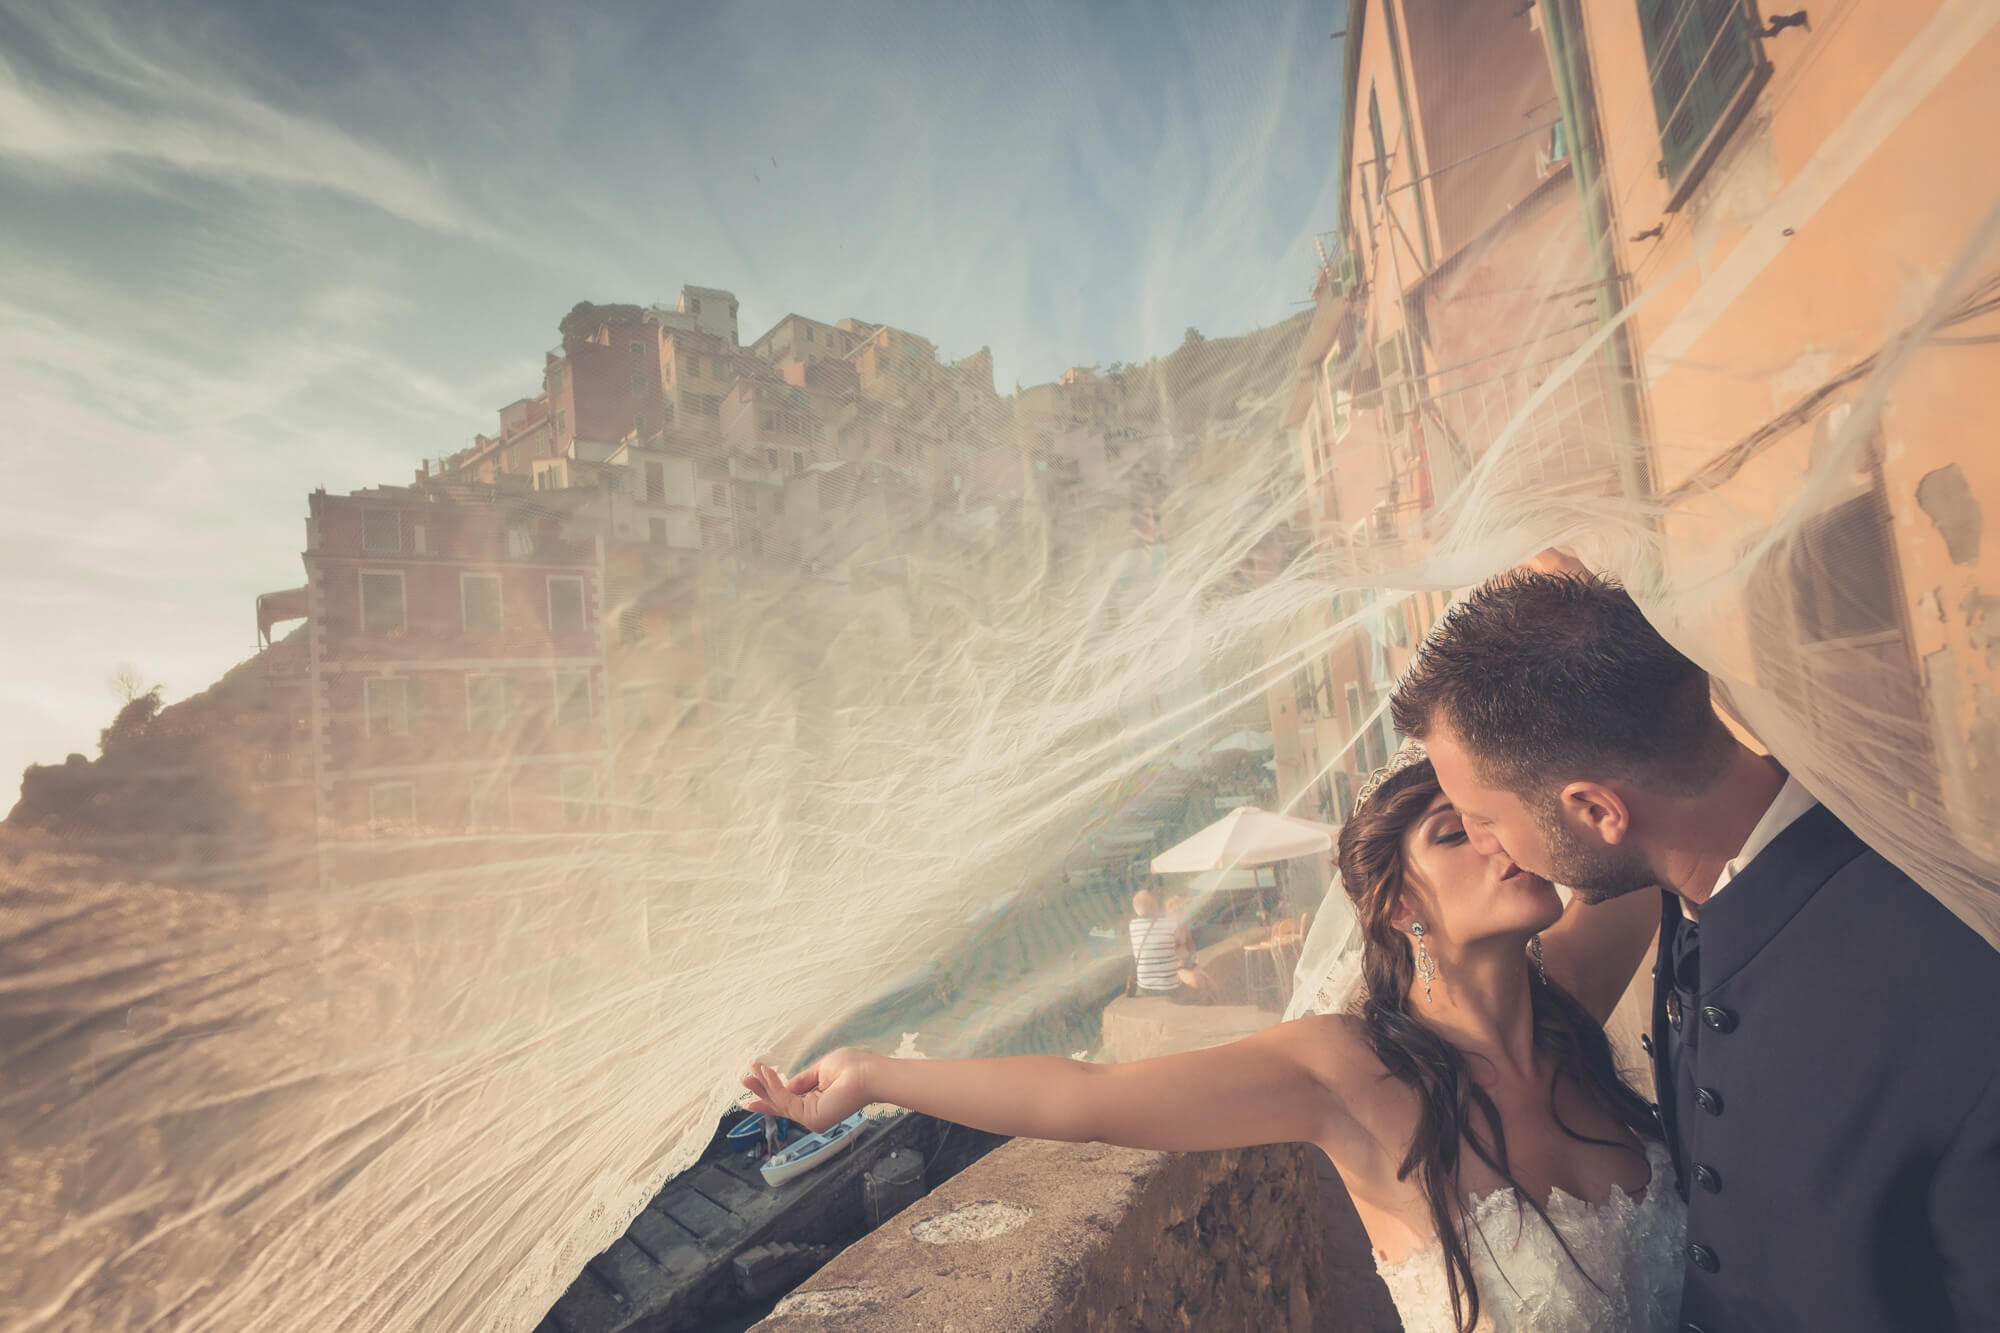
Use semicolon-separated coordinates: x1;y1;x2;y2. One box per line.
811;422;824;443
560;766;597;824
629;340;644;356
462;574;502;632
1540;119;1570;177
711;483;727;506
369;782;415;836
645;461;665;503
622;684;652;732
792;450;806;475
619;608;644;646
470;777;510;831
360;571;405;634
649;517;667;545
554;410;566;436
681;355;701;380
467;675;509;732
547;576;585;633
507;525;535;558
1636;0;1760;188
1377;334;1413;439
631;371;646;392
634;413;646;435
365;677;411;737
1345;681;1366;732
1333;771;1355;822
765;446;779;467
362;509;400;553
806;326;816;344
761;409;779;431
555;670;592;728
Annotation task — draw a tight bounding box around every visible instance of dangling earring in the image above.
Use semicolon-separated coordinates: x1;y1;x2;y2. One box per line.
1412;922;1437;1004
1530;933;1548;985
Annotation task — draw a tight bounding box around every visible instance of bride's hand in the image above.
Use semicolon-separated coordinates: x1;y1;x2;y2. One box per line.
740;1048;872;1133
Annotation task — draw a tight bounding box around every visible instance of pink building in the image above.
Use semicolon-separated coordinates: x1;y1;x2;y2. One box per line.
260;485;614;859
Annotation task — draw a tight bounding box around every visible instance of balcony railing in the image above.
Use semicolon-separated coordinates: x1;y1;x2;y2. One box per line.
1415;348;1627;503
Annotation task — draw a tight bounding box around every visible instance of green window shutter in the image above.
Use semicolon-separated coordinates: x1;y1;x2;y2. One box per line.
1637;0;1757;182
1377;335;1408;438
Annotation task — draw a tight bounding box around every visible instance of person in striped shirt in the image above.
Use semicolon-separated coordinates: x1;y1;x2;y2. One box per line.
1127;890;1210;1004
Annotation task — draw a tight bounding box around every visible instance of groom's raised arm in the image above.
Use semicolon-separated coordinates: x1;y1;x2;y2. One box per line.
1537;886;1660;1026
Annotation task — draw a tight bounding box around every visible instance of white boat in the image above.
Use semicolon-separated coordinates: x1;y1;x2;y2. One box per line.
758;1111;868;1188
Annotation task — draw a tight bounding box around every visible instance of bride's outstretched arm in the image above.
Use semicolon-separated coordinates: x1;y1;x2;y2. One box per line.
743;1015;1372;1156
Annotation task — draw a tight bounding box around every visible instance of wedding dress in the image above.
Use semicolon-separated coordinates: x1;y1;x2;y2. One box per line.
1372;1138;1686;1333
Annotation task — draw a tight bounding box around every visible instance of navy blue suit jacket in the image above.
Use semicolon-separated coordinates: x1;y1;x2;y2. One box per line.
1648;804;2000;1332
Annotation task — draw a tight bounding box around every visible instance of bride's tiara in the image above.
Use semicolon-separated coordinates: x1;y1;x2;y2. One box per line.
1352;738;1429;816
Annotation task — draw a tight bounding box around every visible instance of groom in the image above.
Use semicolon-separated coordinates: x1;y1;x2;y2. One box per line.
1391;570;2000;1332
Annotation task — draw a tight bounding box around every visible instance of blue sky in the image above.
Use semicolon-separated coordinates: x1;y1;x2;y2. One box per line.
0;0;1346;788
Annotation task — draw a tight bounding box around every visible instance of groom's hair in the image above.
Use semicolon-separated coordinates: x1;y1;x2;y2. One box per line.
1390;570;1734;798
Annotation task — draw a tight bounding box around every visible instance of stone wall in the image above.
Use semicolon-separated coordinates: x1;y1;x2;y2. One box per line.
753;1135;1401;1332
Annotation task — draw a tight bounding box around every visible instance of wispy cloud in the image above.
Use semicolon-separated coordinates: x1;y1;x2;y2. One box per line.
0;2;502;243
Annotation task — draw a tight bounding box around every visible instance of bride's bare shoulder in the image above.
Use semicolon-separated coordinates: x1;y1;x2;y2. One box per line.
1278;1013;1418;1179
1277;1011;1387;1081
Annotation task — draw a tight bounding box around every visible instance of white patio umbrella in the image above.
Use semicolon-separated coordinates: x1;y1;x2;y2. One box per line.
1149;805;1339;873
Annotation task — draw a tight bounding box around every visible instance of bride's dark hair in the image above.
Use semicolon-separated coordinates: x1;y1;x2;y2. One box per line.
1339;757;1658;1333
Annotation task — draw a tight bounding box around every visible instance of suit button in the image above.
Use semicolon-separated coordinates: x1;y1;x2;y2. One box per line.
1640;1032;1655;1056
1649;1101;1663;1122
1687;1242;1720;1273
1694;1163;1721;1193
1700;1005;1736;1033
1695;1086;1724;1115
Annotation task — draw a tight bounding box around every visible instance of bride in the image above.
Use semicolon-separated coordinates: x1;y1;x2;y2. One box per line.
743;746;1677;1332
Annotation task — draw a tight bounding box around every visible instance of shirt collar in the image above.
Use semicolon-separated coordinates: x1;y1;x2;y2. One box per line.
1715;771;1819;897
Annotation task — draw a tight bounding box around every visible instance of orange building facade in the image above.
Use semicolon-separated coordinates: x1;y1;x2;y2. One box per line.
1278;0;2000;856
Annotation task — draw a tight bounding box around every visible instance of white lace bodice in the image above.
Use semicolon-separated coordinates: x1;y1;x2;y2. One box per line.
1373;1140;1685;1333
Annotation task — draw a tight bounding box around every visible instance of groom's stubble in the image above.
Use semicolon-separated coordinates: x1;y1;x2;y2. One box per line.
1530;795;1660;904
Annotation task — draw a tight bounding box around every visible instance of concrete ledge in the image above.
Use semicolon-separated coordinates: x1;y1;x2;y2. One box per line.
752;1135;1400;1332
